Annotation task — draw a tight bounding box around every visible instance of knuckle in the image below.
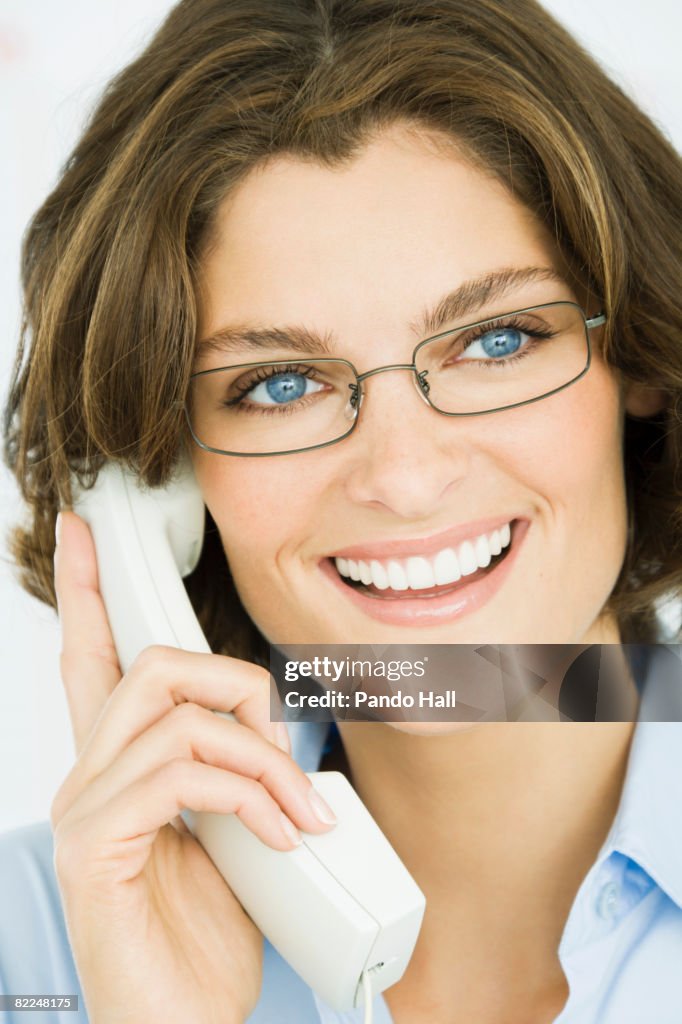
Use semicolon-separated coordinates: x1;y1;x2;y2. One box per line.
89;642;120;669
172;700;208;729
252;665;271;690
132;644;175;677
162;756;194;789
227;655;267;685
240;775;268;807
241;663;271;700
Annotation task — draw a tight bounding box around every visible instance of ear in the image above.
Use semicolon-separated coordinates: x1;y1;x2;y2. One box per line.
624;382;668;419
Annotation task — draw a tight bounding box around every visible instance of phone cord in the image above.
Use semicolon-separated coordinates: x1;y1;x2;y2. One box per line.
361;968;373;1024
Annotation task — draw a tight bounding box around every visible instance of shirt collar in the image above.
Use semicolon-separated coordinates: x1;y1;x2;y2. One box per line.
289;719;330;772
597;644;682;908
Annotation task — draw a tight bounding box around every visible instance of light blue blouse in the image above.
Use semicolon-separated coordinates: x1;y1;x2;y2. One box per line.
1;646;681;1024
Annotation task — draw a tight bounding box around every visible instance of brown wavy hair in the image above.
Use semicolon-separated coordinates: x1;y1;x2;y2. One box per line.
3;0;681;649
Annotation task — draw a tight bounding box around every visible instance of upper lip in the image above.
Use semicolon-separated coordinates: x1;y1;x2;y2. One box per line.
327;516;522;562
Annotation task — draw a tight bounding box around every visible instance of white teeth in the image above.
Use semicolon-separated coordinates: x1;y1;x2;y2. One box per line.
387;560;409;591
433;548;461;585
474;535;491;568
358;560;373;586
333;521;514;591
405;556;435;589
458;540;478;576
347;559;361;581
369;559;390;590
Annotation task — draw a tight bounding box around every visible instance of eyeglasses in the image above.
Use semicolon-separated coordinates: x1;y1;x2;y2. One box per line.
186;301;606;457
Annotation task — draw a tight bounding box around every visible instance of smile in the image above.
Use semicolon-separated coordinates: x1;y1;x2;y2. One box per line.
334;522;511;592
320;519;529;625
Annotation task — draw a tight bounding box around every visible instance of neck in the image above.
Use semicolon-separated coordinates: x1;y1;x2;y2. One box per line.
334;627;640;1019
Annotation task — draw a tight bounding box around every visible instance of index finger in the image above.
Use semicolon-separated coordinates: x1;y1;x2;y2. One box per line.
54;510;122;753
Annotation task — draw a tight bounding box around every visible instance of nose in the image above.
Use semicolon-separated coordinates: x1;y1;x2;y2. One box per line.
342;366;471;518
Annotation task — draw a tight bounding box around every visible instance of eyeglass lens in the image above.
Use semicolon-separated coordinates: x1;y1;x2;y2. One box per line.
187;302;589;455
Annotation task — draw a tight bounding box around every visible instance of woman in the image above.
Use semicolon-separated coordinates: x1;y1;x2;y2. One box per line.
2;0;681;1021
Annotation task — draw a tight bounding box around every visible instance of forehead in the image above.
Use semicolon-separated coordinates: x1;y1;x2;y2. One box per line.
195;125;567;350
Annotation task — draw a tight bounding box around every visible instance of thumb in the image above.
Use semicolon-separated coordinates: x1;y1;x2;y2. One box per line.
54;510;122;753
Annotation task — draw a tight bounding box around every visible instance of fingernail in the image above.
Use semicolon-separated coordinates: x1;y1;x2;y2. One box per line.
308;787;337;825
55;512;62;547
280;813;303;847
274;722;291;754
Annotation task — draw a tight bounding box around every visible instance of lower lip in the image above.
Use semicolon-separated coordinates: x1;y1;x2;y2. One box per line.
319;520;529;626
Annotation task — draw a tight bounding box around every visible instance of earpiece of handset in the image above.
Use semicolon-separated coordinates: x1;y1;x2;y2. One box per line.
71;459;426;1011
71;457;209;672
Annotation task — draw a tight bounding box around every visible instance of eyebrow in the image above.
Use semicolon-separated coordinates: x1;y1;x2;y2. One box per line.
196;266;566;359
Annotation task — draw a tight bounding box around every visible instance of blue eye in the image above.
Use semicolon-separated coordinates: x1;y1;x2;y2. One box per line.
247;371;324;405
464;327;527;360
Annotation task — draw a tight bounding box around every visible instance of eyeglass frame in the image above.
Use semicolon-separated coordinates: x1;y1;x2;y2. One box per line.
185;300;607;458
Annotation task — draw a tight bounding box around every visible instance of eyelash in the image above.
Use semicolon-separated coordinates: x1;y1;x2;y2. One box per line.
456;316;556;366
224;363;324;415
221;317;558;413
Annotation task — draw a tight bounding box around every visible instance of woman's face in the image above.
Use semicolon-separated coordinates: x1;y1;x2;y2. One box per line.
190;123;631;646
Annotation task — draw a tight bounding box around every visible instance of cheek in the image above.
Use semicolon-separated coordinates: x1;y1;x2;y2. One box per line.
506;364;628;614
191;452;317;577
498;363;625;506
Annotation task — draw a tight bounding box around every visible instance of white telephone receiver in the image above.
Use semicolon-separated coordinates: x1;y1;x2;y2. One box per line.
72;458;425;1013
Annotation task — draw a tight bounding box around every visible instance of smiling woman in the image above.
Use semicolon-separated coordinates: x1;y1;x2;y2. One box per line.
2;1;682;1023
188;138;633;647
5;3;680;651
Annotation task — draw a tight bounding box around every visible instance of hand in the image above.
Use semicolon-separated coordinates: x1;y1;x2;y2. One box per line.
50;510;336;1024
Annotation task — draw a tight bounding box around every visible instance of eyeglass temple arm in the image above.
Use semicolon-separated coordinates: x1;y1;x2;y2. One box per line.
586;313;606;330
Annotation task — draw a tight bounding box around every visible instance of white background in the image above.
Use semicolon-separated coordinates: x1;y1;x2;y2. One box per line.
1;1;681;834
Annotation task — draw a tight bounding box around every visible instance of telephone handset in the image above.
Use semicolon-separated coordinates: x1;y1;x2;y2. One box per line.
72;458;425;1013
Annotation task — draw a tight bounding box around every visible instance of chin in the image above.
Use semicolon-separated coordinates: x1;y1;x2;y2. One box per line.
383;721;483;737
